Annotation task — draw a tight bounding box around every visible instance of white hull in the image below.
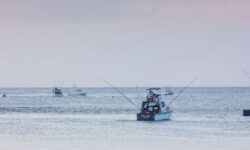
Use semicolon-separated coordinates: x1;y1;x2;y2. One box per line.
154;111;172;121
68;93;87;96
53;94;63;97
137;111;172;121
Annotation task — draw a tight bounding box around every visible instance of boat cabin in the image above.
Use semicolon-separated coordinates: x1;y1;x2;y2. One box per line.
139;88;167;114
53;87;62;95
137;88;172;121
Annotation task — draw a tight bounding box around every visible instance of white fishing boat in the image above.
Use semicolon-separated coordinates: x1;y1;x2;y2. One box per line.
137;88;172;121
68;88;87;96
53;87;63;97
101;77;198;121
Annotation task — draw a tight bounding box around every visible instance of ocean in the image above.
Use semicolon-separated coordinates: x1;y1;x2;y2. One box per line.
0;87;250;150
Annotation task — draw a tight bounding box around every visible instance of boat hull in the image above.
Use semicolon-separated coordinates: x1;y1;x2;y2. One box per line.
53;94;63;97
137;111;172;121
68;93;87;96
243;109;250;116
166;91;173;95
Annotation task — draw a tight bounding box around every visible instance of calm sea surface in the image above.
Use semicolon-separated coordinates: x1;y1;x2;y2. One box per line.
0;87;250;150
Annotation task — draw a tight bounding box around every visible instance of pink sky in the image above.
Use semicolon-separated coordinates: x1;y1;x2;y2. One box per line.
0;0;249;87
129;0;250;24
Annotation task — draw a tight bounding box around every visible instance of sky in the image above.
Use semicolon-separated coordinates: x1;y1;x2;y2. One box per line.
0;0;250;87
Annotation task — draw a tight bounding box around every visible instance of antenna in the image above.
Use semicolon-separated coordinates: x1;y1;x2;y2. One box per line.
100;78;140;110
167;76;198;106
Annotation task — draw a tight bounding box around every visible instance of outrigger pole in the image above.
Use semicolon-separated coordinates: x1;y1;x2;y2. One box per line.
100;78;140;110
167;76;198;106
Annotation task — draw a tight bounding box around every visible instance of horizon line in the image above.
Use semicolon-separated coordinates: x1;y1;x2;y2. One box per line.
0;86;249;88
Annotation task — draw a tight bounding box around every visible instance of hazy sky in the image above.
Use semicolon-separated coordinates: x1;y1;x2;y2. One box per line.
0;0;250;87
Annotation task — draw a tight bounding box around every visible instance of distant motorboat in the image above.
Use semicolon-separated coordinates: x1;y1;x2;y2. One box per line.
68;88;87;96
162;88;173;96
2;94;6;97
243;109;250;116
53;87;63;97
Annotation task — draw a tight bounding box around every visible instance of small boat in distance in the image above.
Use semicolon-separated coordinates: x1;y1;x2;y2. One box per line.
68;88;87;96
53;87;63;97
162;87;173;96
137;88;172;121
2;94;6;97
243;109;250;116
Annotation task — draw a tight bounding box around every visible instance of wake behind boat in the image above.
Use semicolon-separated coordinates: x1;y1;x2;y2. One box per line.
137;88;172;121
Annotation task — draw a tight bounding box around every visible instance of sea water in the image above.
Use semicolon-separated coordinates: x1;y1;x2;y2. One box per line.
0;87;250;150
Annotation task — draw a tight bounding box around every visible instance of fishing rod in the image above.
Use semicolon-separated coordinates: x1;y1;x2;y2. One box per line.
100;78;140;110
167;76;198;106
